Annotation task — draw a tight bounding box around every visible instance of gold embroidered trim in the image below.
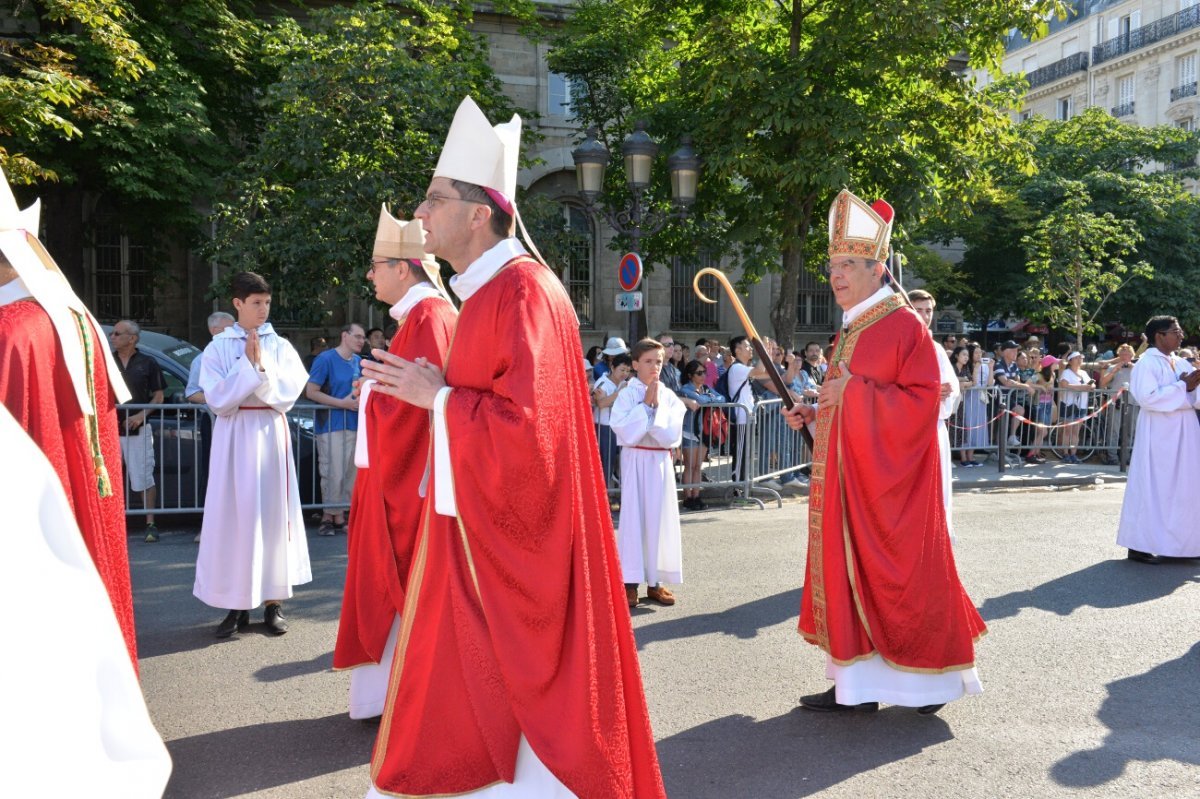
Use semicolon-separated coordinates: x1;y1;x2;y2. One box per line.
371;482;433;784
828;192;889;262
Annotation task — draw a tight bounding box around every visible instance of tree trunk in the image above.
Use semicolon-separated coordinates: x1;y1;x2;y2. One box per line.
771;192;817;350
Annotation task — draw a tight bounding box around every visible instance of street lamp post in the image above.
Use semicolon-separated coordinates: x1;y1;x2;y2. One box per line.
571;122;700;344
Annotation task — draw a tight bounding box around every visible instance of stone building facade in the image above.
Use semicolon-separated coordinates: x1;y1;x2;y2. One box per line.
984;0;1200;148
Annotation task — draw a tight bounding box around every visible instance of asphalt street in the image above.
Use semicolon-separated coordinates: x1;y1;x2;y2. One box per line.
135;486;1200;798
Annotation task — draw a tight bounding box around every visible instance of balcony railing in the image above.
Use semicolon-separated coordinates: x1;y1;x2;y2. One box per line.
1171;81;1198;101
1112;101;1136;117
1093;6;1200;65
1026;52;1089;90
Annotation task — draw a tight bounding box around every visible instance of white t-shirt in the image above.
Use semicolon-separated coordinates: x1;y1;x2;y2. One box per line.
593;375;621;425
726;361;755;423
1059;367;1092;409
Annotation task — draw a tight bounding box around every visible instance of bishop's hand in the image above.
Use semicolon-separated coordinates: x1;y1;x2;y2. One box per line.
360;350;445;409
783;402;816;430
817;361;853;411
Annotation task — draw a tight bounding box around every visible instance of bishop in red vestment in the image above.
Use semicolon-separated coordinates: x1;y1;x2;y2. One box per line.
334;208;457;720
786;190;985;714
0;177;136;668
361;96;665;798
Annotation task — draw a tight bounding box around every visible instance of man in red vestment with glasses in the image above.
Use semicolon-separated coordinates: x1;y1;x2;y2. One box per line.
784;189;986;716
0;167;137;668
332;206;456;720
361;96;665;798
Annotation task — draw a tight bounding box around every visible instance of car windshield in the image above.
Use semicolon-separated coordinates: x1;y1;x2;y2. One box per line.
135;330;202;370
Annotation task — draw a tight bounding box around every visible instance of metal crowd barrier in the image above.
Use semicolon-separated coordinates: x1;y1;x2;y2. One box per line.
594;395;816;511
947;386;1135;472
116;401;339;516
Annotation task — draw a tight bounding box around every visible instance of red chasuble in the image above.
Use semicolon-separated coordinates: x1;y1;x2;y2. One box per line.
334;296;456;670
800;294;986;672
371;257;665;798
0;298;136;667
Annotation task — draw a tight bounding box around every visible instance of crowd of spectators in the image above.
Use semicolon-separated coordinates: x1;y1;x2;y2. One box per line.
941;331;1186;467
584;332;830;508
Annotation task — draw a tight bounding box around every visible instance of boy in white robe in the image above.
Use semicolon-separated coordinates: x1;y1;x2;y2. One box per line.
1116;315;1200;562
194;271;312;637
611;338;686;609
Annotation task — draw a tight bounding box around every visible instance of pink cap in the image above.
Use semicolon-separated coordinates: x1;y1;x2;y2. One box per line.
1040;355;1060;368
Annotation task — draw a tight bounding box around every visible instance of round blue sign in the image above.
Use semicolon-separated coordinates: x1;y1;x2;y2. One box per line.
618;252;643;292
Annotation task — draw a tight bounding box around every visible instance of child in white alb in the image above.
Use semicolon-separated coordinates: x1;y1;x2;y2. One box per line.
610;338;686;610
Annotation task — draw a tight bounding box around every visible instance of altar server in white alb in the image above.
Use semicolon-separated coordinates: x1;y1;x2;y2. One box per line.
194;271;312;638
611;337;687;610
0;402;171;798
908;289;961;539
1116;315;1200;564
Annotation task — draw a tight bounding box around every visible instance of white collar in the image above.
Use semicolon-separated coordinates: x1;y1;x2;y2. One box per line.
390;282;447;321
218;322;277;340
0;277;32;307
448;238;527;302
841;286;895;328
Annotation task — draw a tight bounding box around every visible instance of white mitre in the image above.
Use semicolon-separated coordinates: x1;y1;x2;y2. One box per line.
374;205;449;300
0;167;132;412
434;96;521;207
432;96;560;272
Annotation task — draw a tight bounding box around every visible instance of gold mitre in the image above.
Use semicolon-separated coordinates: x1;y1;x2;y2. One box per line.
828;189;894;262
374;204;447;298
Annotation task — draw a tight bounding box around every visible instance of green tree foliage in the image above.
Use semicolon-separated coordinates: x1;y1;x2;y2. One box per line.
932;107;1200;333
1;0;263;239
0;0;153;182
206;1;519;324
549;0;1060;346
1022;183;1150;349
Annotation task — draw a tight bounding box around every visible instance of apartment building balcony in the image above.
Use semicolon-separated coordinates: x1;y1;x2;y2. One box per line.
1112;101;1136;117
1026;52;1089;90
1171;81;1198;101
1093;5;1200;66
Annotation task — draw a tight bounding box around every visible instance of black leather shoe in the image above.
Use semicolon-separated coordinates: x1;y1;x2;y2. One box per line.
917;703;946;715
799;687;878;713
216;609;242;638
264;603;288;635
1127;549;1161;564
237;610;250;631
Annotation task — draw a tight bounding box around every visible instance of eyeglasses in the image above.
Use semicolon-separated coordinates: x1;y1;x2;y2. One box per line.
418;192;483;210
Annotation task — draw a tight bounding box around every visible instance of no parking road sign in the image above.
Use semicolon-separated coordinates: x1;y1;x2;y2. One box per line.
617;252;643;292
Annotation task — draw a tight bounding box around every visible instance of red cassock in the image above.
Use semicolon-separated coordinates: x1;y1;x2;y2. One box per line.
370;257;666;798
333;295;456;670
800;295;986;672
0;298;136;667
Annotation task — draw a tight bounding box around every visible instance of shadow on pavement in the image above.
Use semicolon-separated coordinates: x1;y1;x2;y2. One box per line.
133;533;351;659
978;559;1200;622
163;713;375;798
657;706;953;798
254;650;334;682
633;588;801;650
1051;642;1200;787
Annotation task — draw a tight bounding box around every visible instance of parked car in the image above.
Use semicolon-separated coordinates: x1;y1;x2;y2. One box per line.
102;326;322;509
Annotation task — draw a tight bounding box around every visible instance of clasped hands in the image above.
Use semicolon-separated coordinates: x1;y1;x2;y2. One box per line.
360;349;446;409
